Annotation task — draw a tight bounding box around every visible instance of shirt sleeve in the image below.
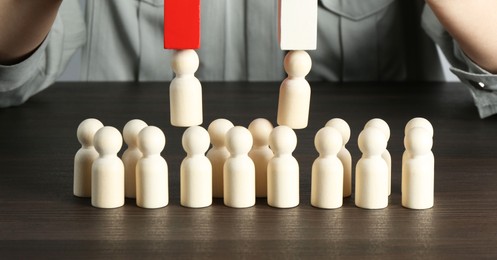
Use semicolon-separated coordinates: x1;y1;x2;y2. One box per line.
0;1;85;107
422;4;497;118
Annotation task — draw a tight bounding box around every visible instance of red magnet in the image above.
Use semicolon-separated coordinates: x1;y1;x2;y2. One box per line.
164;0;201;49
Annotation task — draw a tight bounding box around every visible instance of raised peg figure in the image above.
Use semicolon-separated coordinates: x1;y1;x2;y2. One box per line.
164;0;203;127
277;50;312;129
169;50;203;127
276;0;317;129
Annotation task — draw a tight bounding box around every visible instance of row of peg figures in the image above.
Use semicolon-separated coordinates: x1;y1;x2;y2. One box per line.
312;117;434;210
74;117;433;210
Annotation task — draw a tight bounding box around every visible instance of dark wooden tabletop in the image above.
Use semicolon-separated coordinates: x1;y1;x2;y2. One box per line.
1;81;497;258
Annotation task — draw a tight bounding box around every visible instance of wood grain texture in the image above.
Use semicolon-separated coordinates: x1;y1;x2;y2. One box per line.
1;82;497;258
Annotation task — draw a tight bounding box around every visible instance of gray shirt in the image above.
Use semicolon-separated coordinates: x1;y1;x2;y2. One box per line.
1;0;496;117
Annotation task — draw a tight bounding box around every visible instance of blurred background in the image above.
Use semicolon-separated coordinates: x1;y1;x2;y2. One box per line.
58;0;459;82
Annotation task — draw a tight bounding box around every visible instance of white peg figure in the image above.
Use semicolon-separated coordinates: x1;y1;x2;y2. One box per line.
277;50;312;129
169;49;203;127
136;126;169;209
223;126;256;208
91;126;125;208
402;127;434;209
325;118;352;198
267;126;300;208
206;119;234;198
122;119;148;199
311;127;344;209
355;127;388;209
248;118;274;198
402;117;433;194
181;126;212;208
364;118;392;195
74;118;104;198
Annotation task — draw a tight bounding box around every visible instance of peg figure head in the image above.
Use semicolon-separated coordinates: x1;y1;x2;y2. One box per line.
77;118;104;148
208;118;234;148
358;127;387;157
182;125;210;155
325;118;351;145
365;118;390;140
284;50;312;77
315;127;342;157
171;49;199;75
405;117;433;137
138;126;166;156
123;119;148;148
269;125;297;155
248;118;274;147
226;126;253;156
94;126;123;156
405;127;432;156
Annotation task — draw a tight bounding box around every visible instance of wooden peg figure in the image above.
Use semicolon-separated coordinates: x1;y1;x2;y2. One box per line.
325;118;352;198
181;126;212;208
364;118;392;195
277;50;312;129
164;0;202;127
136;126;169;209
311;127;344;209
91;126;125;209
277;0;317;129
248;118;274;198
169;50;203;127
122;119;148;199
402;117;433;194
223;126;256;208
402;127;434;209
206;118;234;198
267;126;300;208
74;118;104;198
355;127;388;209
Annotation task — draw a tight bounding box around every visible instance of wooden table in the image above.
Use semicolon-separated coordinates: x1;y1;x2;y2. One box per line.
1;82;496;258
